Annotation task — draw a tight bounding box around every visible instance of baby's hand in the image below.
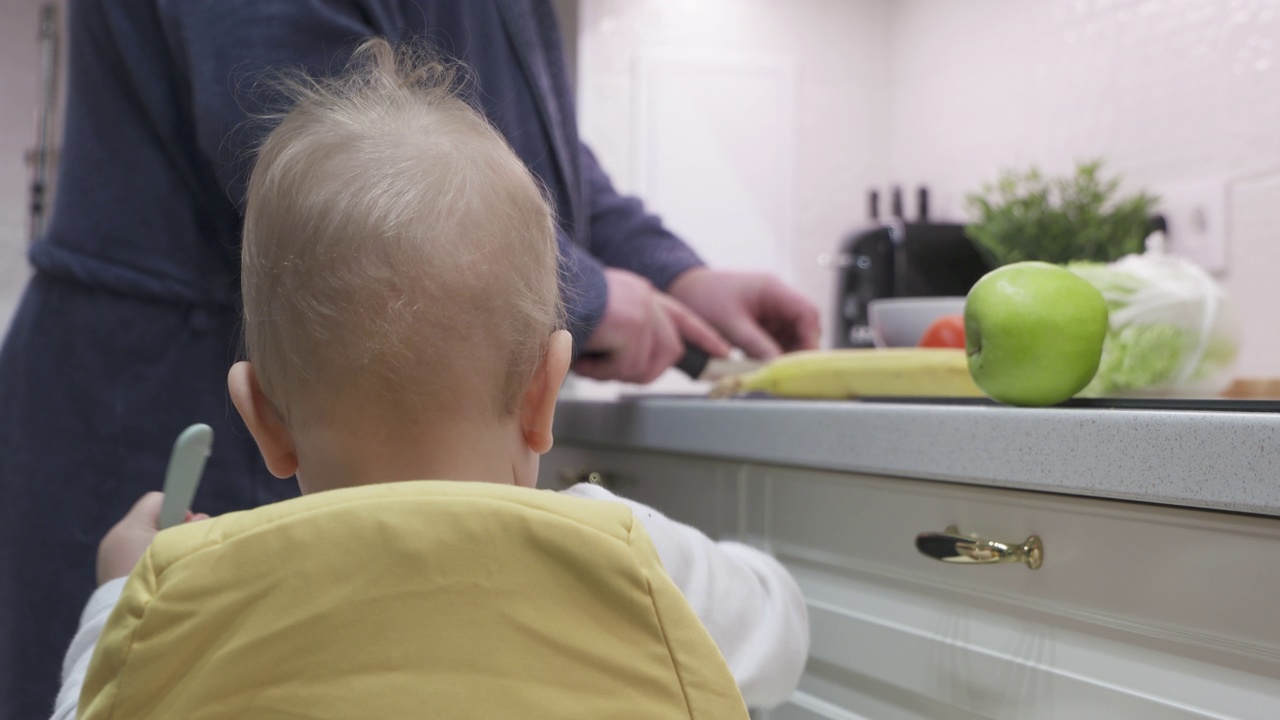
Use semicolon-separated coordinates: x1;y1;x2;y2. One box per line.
97;492;209;585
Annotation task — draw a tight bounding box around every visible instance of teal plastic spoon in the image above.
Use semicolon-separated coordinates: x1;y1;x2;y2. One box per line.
158;423;214;529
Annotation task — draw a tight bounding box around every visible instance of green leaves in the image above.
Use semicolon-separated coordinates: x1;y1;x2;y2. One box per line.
1066;255;1239;397
965;160;1157;266
1077;322;1187;396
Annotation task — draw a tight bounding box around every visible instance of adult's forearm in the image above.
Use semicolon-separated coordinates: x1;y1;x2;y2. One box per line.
580;145;705;291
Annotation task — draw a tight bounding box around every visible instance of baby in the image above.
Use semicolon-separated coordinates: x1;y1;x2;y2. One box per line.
51;39;808;718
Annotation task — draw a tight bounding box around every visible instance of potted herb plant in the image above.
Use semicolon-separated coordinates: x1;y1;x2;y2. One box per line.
964;159;1158;267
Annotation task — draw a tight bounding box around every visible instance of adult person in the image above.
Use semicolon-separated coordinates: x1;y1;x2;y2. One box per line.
0;2;819;717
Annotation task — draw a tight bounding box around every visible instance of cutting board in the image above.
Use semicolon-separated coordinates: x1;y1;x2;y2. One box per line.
1221;377;1280;400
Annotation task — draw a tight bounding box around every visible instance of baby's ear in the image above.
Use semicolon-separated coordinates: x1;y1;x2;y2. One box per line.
227;362;298;479
520;330;572;454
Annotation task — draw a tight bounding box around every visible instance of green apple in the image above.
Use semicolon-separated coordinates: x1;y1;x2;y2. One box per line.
964;261;1108;407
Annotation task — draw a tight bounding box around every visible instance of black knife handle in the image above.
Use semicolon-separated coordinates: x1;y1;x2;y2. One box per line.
578;345;711;380
675;344;711;379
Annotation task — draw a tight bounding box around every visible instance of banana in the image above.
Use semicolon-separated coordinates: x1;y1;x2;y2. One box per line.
710;348;983;399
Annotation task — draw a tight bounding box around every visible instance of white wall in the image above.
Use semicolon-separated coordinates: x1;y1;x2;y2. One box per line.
886;0;1280;375
577;0;1280;377
576;0;892;344
0;1;59;335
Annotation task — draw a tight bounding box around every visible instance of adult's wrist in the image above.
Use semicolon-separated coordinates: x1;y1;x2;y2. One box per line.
664;265;714;300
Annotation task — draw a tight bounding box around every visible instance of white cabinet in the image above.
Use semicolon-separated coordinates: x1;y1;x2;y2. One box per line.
541;444;745;540
541;444;1280;719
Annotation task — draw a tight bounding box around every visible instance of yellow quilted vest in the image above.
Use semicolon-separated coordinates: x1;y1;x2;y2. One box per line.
78;481;749;719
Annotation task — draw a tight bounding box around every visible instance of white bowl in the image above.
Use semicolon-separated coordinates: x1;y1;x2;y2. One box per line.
867;297;967;348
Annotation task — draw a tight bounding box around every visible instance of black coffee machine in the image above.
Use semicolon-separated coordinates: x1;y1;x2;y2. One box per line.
835;188;992;347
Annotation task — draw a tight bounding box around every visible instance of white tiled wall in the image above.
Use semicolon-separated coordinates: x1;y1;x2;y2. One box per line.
578;0;1280;375
886;0;1280;375
888;0;1280;217
576;0;892;344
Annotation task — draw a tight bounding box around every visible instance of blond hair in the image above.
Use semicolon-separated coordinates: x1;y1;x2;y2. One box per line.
241;39;563;429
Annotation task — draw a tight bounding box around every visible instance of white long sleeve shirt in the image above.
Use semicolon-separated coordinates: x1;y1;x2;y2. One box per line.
51;485;809;718
51;576;126;720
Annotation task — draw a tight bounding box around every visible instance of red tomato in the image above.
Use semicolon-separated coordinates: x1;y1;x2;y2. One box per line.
918;314;966;348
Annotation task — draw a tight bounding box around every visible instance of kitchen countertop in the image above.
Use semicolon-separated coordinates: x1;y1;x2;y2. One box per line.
552;396;1280;517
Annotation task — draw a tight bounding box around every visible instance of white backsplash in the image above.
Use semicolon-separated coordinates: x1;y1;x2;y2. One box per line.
576;0;893;347
886;0;1280;375
578;0;1280;376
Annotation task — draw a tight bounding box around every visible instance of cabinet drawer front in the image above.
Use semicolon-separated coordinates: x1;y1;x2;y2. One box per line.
753;464;1280;719
753;464;1280;654
540;445;742;539
543;445;1280;718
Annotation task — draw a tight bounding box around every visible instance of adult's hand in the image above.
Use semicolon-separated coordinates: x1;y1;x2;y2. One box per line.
575;268;732;384
667;268;821;360
97;492;209;585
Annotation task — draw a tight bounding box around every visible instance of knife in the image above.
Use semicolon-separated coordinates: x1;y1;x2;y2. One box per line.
577;345;763;382
675;345;765;382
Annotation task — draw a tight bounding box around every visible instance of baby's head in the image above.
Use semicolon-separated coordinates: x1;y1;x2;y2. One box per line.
230;39;571;492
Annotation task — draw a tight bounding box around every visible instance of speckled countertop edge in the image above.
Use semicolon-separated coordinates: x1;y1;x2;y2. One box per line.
552;397;1280;517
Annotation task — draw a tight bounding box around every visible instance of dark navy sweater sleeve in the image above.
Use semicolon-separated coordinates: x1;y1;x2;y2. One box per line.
579;143;705;292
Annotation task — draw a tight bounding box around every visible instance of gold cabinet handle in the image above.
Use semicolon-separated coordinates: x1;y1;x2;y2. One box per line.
557;469;613;490
915;525;1043;570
